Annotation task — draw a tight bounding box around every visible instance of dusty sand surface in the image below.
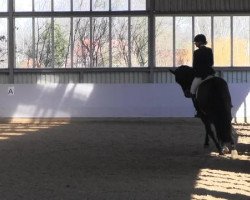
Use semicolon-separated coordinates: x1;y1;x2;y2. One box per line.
0;118;249;200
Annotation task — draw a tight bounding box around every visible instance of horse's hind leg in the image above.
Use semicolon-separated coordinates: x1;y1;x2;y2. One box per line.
230;125;238;158
200;117;223;154
200;116;210;147
204;132;209;147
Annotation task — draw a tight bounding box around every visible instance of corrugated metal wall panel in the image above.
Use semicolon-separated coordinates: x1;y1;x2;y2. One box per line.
0;74;9;84
154;71;175;83
13;73;80;84
2;70;249;84
247;71;250;82
80;71;150;83
155;0;250;12
220;70;249;83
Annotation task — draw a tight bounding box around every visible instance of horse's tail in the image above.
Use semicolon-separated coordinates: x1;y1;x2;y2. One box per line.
213;111;232;143
215;78;232;118
213;78;233;143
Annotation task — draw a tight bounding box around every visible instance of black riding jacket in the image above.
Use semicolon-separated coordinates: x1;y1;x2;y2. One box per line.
193;46;215;79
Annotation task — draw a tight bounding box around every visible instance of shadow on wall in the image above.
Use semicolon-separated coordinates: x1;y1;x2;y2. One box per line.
0;83;248;122
0;84;194;118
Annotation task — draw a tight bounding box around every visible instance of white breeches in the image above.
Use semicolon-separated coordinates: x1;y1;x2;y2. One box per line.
190;77;202;95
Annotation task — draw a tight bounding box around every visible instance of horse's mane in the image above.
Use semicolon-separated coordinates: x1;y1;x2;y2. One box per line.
173;65;194;87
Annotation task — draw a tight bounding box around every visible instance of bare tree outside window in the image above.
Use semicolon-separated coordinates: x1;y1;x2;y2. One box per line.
111;0;128;11
131;17;148;67
155;17;173;67
175;17;192;67
0;18;7;68
73;17;91;68
34;18;53;68
15;18;33;68
54;18;71;68
34;0;51;12
92;17;109;67
112;17;129;67
92;0;109;11
73;0;90;11
12;1;248;69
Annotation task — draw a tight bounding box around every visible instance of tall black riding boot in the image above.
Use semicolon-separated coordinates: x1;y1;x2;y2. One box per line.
191;95;201;118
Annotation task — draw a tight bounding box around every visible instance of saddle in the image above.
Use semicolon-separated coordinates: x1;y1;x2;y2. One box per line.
196;75;215;98
184;75;215;98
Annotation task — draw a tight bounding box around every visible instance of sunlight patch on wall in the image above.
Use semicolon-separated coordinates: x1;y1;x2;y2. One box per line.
12;105;69;118
63;84;94;101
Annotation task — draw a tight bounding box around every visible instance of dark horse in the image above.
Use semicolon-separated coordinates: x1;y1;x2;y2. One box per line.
170;65;238;156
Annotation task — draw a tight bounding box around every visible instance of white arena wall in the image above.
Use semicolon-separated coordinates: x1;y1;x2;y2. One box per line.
0;84;249;123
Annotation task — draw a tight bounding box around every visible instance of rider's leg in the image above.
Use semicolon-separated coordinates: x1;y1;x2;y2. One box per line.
190;77;202;117
190;77;202;95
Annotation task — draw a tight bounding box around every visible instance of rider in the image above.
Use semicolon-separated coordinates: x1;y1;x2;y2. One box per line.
191;34;215;117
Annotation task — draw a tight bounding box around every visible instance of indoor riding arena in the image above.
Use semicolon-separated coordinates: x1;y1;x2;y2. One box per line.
0;0;249;200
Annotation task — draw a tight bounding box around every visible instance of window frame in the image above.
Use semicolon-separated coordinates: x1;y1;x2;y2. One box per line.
0;1;249;84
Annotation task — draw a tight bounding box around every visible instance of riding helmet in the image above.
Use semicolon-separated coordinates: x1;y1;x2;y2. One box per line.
194;34;207;45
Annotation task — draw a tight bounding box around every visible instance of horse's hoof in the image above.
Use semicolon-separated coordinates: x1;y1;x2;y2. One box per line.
231;149;238;159
222;146;230;154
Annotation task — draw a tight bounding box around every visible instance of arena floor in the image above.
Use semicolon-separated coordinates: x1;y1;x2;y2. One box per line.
0;118;249;200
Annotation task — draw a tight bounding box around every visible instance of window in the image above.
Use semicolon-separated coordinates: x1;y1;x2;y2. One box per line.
112;0;128;11
73;17;91;68
175;17;192;66
54;0;71;11
15;18;33;68
15;0;33;12
131;0;146;10
92;0;109;11
92;17;109;67
0;0;7;12
214;17;231;66
73;0;90;11
0;18;7;68
34;0;51;12
112;17;129;67
6;1;250;69
11;0;147;67
155;17;173;67
54;18;72;68
131;17;148;67
233;16;250;66
195;17;212;48
34;18;53;68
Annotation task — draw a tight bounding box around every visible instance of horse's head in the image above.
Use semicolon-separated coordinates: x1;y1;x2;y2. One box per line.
169;65;195;98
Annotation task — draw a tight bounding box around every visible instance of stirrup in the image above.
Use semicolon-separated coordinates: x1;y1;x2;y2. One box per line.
184;90;192;98
194;112;201;118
